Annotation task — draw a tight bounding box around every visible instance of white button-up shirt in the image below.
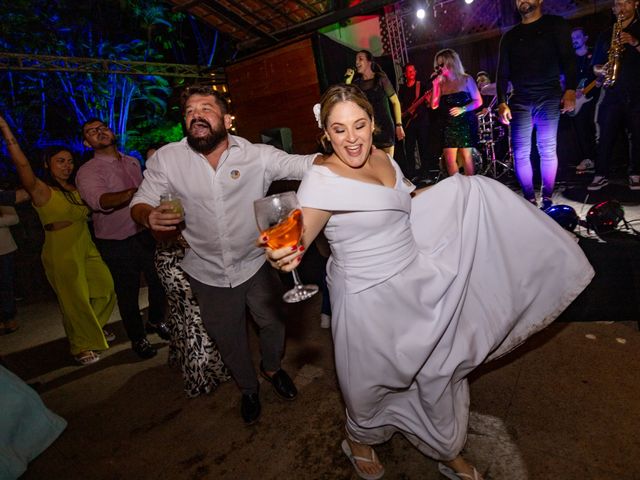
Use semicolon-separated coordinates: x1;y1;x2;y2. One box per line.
131;136;316;287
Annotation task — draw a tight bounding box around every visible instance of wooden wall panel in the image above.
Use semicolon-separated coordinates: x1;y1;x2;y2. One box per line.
225;38;322;154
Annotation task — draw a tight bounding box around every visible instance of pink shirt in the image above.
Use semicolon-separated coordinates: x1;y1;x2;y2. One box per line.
76;151;143;240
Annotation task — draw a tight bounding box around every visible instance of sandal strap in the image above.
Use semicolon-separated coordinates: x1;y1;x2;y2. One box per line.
76;351;99;364
456;468;481;480
350;454;377;464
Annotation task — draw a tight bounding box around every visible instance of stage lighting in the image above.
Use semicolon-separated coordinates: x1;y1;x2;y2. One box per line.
543;204;579;232
585;200;624;235
416;8;426;19
465;0;474;4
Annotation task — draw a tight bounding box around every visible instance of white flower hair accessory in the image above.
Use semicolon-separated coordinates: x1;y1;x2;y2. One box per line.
313;103;322;129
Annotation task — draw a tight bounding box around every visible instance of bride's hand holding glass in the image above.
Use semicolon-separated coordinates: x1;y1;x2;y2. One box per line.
258;238;304;273
254;191;319;303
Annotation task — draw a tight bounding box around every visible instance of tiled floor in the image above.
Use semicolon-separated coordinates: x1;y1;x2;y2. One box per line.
1;169;639;480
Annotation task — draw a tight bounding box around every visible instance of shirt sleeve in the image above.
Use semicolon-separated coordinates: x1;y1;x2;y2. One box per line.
555;17;578;90
76;162;112;212
0;206;19;227
380;74;396;98
497;32;511;104
263;145;317;184
130;155;169;209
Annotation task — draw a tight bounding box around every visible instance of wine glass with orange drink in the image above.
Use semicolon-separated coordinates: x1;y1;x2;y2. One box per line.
254;191;319;303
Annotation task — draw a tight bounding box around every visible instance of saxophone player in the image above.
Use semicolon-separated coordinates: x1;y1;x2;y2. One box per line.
588;0;640;191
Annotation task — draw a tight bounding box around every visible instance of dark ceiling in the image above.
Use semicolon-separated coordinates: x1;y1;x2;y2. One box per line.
168;0;611;55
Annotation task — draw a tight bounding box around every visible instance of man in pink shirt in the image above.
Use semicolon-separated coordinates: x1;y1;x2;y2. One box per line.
76;119;167;359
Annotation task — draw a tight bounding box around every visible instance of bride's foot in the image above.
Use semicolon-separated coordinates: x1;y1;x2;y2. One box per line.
438;455;484;480
341;438;384;480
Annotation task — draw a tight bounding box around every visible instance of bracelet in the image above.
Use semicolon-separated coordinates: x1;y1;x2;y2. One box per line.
395;123;403;127
461;106;467;113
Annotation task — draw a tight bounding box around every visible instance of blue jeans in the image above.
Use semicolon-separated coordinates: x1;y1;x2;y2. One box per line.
510;94;561;200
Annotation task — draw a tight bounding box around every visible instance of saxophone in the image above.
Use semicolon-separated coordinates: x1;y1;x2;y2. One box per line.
602;13;625;88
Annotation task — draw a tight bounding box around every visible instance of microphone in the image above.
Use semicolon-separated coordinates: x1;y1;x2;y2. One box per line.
344;68;355;81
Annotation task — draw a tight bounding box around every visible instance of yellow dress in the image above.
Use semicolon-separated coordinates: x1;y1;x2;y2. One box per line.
34;189;115;355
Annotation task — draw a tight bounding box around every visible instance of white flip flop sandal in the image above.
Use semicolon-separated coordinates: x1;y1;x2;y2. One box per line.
438;462;482;480
341;439;385;480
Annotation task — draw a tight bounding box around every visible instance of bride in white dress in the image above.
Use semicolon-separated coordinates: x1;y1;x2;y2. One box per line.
260;84;594;480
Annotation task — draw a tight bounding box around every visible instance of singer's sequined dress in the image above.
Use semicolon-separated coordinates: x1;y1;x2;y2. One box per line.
440;91;479;148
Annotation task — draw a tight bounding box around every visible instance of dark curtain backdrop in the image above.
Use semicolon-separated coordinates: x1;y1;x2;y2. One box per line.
313;34;399;94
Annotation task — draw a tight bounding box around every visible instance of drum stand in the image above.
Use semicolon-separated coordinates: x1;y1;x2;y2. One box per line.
482;133;513;179
477;105;513;179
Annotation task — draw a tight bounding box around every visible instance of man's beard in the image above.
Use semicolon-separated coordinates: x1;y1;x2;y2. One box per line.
518;1;536;14
186;119;227;154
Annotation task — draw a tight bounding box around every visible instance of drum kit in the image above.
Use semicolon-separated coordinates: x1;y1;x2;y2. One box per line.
474;82;514;179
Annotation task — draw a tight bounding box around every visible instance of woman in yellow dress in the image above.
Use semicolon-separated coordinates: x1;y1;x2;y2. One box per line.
0;114;116;365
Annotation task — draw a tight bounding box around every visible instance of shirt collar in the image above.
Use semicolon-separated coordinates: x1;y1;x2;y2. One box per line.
92;150;125;163
180;133;240;156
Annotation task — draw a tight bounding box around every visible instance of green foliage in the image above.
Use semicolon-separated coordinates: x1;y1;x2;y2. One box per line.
0;0;210;155
126;120;184;155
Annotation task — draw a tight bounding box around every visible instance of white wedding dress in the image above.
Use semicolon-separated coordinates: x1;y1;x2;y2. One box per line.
296;161;594;459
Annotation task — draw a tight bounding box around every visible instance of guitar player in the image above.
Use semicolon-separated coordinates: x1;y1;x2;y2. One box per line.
571;27;599;173
395;64;434;181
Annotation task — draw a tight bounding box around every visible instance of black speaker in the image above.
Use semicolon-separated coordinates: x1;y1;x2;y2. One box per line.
261;127;293;153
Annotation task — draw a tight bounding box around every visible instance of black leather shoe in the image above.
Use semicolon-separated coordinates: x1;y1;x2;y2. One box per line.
240;393;261;425
260;364;298;400
132;338;157;359
145;321;171;341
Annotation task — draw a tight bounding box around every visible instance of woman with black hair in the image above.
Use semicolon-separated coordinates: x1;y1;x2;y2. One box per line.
346;50;405;156
0;114;115;365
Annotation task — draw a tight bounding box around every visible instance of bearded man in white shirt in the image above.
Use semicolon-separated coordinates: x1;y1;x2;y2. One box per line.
131;86;319;425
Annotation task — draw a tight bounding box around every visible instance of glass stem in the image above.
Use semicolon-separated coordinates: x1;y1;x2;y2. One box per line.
291;268;303;287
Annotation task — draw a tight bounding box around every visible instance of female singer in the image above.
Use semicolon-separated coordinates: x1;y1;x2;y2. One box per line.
431;49;482;176
345;50;405;156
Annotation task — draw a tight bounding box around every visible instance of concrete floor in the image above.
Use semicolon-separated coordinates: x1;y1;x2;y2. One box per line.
2;180;640;480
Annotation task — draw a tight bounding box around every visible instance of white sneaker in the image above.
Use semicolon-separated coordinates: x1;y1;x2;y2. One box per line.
320;313;331;329
576;158;595;172
587;175;608;191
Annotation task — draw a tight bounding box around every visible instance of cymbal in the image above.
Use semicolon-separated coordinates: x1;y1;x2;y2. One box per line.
480;82;497;95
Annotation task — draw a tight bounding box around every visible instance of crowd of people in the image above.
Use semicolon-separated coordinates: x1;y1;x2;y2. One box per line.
0;0;634;478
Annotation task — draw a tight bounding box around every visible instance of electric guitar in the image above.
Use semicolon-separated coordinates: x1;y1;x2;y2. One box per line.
566;79;597;117
402;89;432;128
